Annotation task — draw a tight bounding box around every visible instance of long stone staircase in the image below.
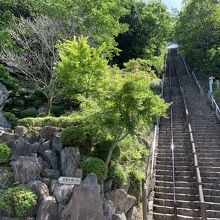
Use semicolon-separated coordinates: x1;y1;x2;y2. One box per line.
152;49;220;220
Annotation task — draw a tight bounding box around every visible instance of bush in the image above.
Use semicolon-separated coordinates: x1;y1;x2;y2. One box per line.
0;170;15;189
81;157;108;181
18;112;83;128
0;144;12;165
108;164;127;187
3;112;18;127
128;170;144;202
20;108;37;118
93;140;121;162
0;186;37;217
51;105;65;116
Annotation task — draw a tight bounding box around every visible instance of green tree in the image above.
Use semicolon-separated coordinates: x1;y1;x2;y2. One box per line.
81;66;167;165
175;0;220;75
56;37;108;98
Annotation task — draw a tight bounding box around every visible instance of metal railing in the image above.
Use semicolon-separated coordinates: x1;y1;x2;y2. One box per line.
208;91;220;121
169;54;177;219
175;57;207;220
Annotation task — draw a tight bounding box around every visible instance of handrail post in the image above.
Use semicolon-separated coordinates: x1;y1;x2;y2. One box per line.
142;179;148;220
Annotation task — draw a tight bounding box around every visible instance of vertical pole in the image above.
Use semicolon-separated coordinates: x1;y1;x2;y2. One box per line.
142;179;148;220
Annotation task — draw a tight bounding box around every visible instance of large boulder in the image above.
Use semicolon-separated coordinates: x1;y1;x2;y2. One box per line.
38;141;51;154
10;156;43;184
27;180;49;202
52;133;63;152
41;150;58;170
78;173;106;220
103;200;116;220
40;127;59;141
41;169;59;179
36;196;58;220
50;180;74;205
106;189;136;214
11;140;35;159
0;131;18;143
61;147;80;177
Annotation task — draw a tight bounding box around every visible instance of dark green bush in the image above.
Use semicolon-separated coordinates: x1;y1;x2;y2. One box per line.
3;112;18;127
93;140;121;162
61;125;92;155
108;164;127;187
81;157;108;181
51;105;65;116
0;186;37;217
0;144;12;164
128;170;144;202
21;108;37;118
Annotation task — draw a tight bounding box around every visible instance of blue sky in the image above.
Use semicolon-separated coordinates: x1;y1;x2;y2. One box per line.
144;0;182;11
162;0;182;11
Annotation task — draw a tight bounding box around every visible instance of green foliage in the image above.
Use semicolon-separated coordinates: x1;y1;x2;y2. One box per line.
93;140;121;162
0;65;19;91
113;0;172;67
0;170;15;189
214;87;220;103
3;112;18;127
127;170;144;202
119;135;148;173
20;108;37;118
108;163;127;187
81;157;108;181
175;0;220;76
61;125;92;155
0;144;12;165
0;186;37;217
56;36;108;98
18;112;83;128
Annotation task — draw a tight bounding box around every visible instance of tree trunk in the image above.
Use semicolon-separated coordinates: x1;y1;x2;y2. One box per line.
106;141;117;166
46;96;53;116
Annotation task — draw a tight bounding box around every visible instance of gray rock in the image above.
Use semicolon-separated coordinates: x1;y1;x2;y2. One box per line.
106;189;136;214
40;127;59;141
0;83;10;128
14;126;28;139
78;173;106;220
27;180;49;202
11;140;34;159
112;213;126;220
52;133;62;152
36;196;58;220
41;169;59;179
39;178;51;186
41;150;58;170
60;169;82;220
0;131;18;143
10;156;43;184
25;128;41;144
61;147;80;177
50;180;74;205
126;207;137;220
38;141;51;153
103;200;116;220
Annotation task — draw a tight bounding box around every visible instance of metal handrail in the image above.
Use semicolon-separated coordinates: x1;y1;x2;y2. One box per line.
208;91;220;121
175;57;207;220
169;52;177;219
181;55;204;95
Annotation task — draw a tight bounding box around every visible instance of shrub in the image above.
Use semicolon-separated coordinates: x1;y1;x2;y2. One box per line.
3;112;18;127
0;186;37;217
128;170;144;202
108;164;127;187
0;170;15;189
18;112;83;128
0;144;12;165
20;108;37;118
51;105;65;116
93;140;121;162
81;157;108;181
61;125;92;155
